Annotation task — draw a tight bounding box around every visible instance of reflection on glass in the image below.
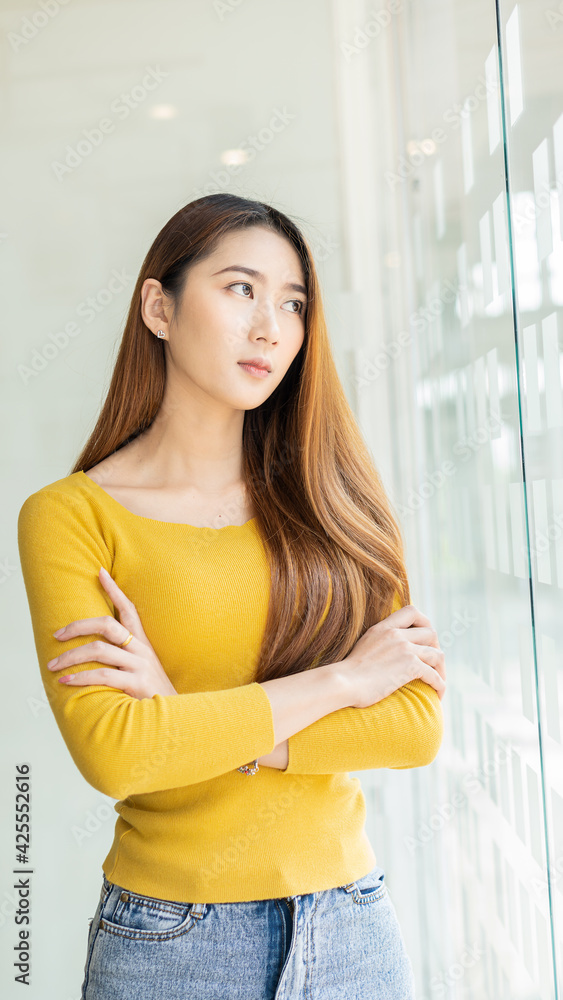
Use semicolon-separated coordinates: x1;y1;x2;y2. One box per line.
335;0;563;995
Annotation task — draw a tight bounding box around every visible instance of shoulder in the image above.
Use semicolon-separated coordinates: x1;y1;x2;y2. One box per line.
17;472;116;566
17;472;98;529
391;589;403;613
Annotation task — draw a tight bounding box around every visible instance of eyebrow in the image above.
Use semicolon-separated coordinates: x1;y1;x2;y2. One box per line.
211;265;307;298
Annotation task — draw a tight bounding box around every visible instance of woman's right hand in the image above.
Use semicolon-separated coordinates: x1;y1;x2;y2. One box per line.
338;604;446;709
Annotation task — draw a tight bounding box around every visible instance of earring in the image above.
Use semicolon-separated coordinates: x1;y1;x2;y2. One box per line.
156;329;166;339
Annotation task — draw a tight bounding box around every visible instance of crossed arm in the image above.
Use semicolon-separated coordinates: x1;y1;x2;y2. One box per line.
18;489;443;798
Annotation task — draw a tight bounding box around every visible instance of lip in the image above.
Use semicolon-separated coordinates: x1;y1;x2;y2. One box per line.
237;362;270;379
237;357;272;372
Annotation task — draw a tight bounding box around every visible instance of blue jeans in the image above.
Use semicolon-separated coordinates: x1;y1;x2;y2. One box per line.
80;864;416;998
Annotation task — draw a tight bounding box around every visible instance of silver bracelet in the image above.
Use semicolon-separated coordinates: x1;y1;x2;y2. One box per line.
237;759;259;775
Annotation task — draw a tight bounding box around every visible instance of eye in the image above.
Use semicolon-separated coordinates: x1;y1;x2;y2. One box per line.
228;281;253;297
228;282;305;316
281;299;305;315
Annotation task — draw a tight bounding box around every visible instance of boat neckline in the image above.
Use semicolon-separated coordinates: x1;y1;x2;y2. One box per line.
76;471;258;530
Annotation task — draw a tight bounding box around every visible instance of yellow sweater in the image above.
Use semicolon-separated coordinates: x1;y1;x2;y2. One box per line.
17;471;443;904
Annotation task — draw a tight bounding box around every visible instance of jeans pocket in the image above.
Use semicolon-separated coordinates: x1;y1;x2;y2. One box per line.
340;865;388;905
99;883;206;941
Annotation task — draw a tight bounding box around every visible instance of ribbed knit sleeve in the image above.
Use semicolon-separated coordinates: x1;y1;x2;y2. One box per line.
284;589;444;774
17;489;276;800
283;680;443;773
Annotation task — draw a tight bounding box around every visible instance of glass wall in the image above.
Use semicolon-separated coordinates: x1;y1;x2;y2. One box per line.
333;0;563;995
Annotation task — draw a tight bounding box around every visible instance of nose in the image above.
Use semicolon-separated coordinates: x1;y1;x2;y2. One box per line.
249;298;280;342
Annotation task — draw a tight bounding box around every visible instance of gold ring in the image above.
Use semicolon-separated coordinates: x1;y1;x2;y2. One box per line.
119;631;134;648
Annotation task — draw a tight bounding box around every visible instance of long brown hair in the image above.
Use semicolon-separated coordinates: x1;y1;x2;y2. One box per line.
70;193;410;683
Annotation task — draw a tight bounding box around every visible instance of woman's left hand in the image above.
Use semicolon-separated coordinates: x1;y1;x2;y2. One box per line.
257;740;289;770
46;566;178;700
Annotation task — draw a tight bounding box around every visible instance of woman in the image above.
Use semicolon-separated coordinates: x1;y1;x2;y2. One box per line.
18;193;446;999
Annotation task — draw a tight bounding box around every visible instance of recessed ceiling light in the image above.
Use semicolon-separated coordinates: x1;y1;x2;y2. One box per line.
221;148;251;166
149;105;178;120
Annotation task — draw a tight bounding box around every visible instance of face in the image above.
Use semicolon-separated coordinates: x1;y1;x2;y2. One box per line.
141;226;307;410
